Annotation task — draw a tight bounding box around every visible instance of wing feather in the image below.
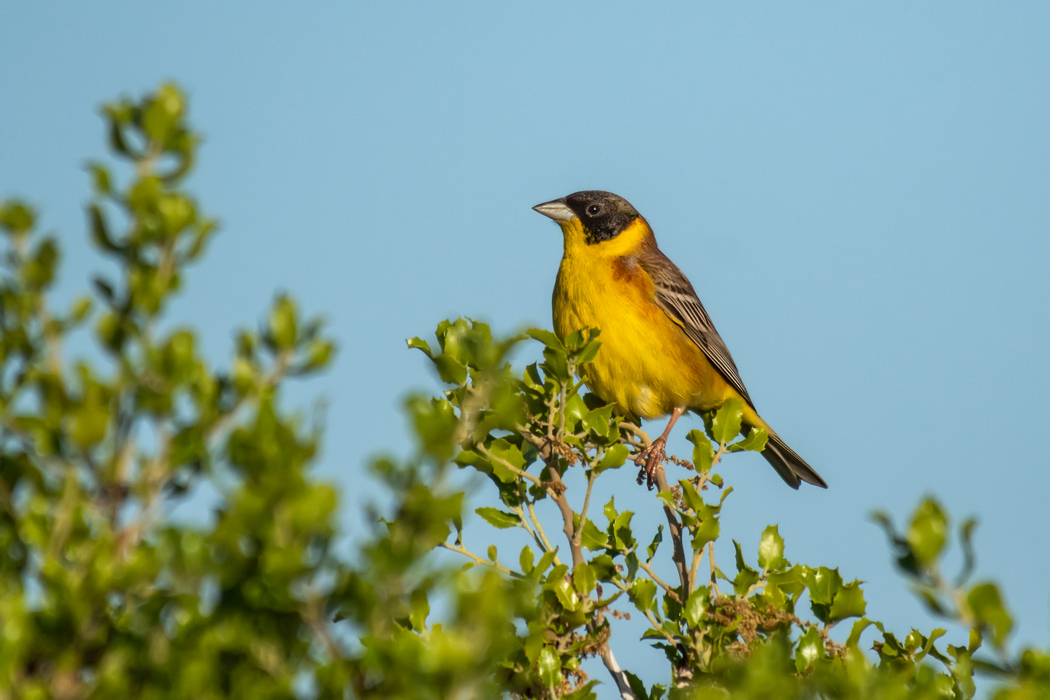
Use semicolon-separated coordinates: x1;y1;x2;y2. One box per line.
636;246;755;408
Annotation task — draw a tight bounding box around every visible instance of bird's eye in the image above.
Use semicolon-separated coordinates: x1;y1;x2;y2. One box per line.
586;204;602;216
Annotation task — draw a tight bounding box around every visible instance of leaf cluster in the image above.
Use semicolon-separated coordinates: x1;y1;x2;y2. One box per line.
0;81;1047;700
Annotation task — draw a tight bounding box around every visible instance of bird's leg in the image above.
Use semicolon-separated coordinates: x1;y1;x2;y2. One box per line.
635;406;685;490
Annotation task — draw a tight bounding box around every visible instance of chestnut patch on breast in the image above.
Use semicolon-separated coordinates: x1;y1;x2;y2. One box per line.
611;256;640;282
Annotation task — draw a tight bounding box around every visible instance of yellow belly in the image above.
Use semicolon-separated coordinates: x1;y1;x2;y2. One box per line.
552;255;733;420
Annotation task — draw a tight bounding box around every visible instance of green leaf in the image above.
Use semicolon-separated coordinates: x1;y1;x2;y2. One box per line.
573;563;596;596
795;625;825;672
552;577;580;611
409;589;429;632
487;438;526;483
957;517;978;586
564;392;588;430
729;426;769;452
611;510;636;550
686;429;715;473
709;397;743;444
646;525;664;562
582;404;614;438
575;338;601;366
629;578;657;613
828;581;867;621
678;479;704;513
692;507;720;552
475;507;521;529
580;519;609;551
684;587;709;627
563;680;599;700
804;566;843;606
588;554;618;582
907;498;948;566
804;566;844;623
527;328;565;352
846;618;873;650
268;294;298;350
624;672;648;700
433;354;468;384
520;546;535;574
596;443;628;473
732;541;759;595
967;582;1013;647
757;524;786;571
538;646;563;688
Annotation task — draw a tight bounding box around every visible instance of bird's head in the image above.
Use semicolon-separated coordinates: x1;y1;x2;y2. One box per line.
533;190;651;256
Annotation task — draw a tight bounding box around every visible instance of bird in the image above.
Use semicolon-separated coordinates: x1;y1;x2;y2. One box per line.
533;190;826;490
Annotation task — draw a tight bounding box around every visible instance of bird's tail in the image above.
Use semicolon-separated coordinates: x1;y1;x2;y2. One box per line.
760;431;827;490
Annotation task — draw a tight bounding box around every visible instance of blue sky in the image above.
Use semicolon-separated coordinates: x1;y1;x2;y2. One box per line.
2;2;1049;694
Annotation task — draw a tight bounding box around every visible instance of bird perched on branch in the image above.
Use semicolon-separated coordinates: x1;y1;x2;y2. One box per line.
533;190;826;491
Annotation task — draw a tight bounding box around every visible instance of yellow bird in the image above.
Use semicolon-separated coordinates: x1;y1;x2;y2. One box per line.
533;190;826;490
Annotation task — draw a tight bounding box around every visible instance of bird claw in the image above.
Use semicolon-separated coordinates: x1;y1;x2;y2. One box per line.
634;437;668;490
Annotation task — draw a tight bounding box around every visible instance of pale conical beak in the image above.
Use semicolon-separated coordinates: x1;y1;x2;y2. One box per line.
532;199;575;222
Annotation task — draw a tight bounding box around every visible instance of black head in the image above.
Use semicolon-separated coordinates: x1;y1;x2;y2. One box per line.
533;190;641;245
564;191;641;245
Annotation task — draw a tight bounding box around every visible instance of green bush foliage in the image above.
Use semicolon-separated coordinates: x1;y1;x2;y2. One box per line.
0;82;1046;699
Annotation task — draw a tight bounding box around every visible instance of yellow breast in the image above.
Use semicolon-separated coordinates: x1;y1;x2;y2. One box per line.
551;220;723;419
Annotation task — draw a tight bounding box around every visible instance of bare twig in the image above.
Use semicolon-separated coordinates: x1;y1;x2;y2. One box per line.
525;501;567;566
652;466;690;594
438;541;519;577
689;545;704;595
576;470;597;544
513;504;549;553
639;561;681;603
708;541;721;595
549;468;584;569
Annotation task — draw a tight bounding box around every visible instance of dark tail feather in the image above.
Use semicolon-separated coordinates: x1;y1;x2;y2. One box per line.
761;431;827;489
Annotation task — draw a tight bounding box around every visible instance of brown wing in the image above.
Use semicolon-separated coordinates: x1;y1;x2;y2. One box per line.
636;245;756;408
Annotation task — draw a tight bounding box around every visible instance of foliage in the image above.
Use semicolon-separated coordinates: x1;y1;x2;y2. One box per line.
0;82;1047;699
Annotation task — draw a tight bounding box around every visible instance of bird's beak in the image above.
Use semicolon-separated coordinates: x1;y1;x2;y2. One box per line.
532;199;575;222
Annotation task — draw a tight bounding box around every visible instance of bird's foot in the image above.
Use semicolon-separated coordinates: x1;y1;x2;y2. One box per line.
634;437;668;491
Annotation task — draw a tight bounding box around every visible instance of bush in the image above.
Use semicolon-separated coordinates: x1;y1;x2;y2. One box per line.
0;82;1046;699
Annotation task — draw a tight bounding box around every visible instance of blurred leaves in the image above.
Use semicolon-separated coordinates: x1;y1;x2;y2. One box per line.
0;80;1044;700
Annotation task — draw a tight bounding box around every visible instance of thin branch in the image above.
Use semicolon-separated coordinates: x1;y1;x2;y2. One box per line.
512;504;549;553
689;545;704;595
438;541;518;577
576;470;597;543
639;561;681;603
618;421;651;447
598;644;638;700
527;502;563;567
476;443;543;486
708;541;721;596
652;466;690;594
548;467;583;569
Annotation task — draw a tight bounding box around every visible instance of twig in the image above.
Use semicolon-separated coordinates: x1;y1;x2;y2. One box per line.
576;470;597;543
527;502;563;567
476;443;543;486
652;467;690;594
639;561;681;603
708;541;721;596
438;541;518;577
618;422;651;447
513;504;549;553
689;546;704;595
549;468;584;568
598;644;638;700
